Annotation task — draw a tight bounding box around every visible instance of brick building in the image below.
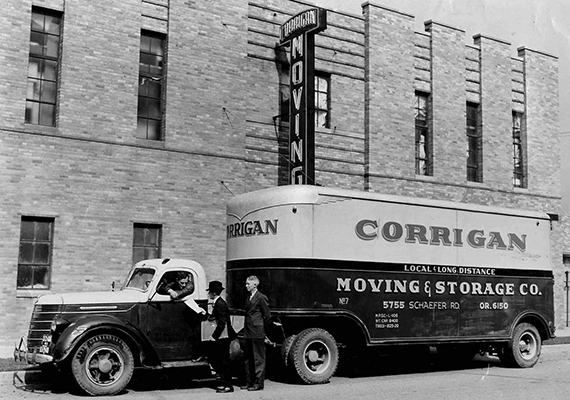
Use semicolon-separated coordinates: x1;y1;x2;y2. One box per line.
0;0;563;356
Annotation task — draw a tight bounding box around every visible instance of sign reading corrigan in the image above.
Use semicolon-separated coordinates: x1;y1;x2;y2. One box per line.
279;8;327;185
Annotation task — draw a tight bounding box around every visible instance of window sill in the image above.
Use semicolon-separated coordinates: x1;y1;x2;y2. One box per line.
134;137;166;148
415;174;436;181
17;289;51;298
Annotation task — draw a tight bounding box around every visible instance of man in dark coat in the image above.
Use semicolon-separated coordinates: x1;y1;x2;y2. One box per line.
206;280;236;393
242;275;271;391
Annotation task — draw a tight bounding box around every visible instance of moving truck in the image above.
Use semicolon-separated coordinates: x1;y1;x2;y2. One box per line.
226;185;555;384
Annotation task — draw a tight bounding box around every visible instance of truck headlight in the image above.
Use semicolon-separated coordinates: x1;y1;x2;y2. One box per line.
50;318;69;335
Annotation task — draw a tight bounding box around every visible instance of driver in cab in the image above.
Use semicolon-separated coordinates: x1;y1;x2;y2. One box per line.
160;271;195;299
158;271;206;316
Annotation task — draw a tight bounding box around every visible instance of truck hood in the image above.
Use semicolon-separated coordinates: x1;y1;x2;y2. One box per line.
36;289;147;305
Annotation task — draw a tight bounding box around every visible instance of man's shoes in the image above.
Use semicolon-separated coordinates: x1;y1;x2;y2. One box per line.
216;386;234;393
247;386;263;391
240;385;251;390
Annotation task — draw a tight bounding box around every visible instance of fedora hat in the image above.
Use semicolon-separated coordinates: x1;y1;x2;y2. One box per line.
207;280;224;292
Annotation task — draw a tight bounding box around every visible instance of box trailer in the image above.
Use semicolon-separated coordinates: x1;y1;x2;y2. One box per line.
226;185;555;384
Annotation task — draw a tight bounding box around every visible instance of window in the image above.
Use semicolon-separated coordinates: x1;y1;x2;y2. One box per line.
137;31;165;140
415;92;431;175
315;74;330;128
17;217;54;290
512;111;525;188
278;71;331;129
133;224;161;264
25;8;62;126
466;102;481;182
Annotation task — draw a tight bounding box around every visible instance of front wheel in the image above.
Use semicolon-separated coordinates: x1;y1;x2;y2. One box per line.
290;328;338;384
501;323;541;368
70;334;134;396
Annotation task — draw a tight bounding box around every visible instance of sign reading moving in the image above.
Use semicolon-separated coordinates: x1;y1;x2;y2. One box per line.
279;8;327;185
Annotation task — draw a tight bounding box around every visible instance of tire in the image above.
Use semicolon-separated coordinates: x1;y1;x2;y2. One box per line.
70;334;134;396
290;328;338;384
281;334;297;368
501;323;541;368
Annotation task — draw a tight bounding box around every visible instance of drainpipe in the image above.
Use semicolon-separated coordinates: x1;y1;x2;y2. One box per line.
566;271;569;327
564;271;570;328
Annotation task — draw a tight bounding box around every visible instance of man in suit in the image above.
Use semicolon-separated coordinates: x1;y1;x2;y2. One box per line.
206;280;236;393
242;275;271;391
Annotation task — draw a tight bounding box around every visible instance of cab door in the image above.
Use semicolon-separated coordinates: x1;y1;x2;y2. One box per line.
140;270;206;361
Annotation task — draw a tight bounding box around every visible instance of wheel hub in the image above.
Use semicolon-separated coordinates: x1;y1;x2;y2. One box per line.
98;358;113;374
307;350;320;362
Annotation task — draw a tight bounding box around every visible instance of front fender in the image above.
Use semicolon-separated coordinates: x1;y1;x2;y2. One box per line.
53;314;156;365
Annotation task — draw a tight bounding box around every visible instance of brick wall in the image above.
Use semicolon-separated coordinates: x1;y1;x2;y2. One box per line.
0;0;563;356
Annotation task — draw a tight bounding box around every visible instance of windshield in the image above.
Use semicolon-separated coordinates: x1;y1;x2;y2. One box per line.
123;267;156;292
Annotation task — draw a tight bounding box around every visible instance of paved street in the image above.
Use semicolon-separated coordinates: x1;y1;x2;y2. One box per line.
2;344;569;399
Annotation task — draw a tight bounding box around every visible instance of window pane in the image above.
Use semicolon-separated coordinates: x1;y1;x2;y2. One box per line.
17;265;33;288
138;96;147;116
41;81;57;103
136;118;148;138
27;79;41;100
147;80;161;98
44;15;60;34
139;77;149;96
467;152;477;166
148;59;163;76
19;243;34;263
39;103;55;126
145;248;159;259
140;53;155;68
29;32;45;56
147;120;160;140
46;34;59;58
25;101;40;124
150;37;164;56
35;221;50;240
43;59;57;81
145;228;158;246
316;93;327;109
34;243;50;263
140;35;151;53
316;76;327;92
134;228;145;245
21;220;36;240
28;57;42;78
31;12;44;31
316;111;327;128
33;266;50;288
147;99;161;119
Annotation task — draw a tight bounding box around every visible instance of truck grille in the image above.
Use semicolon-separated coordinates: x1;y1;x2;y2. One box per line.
27;304;62;351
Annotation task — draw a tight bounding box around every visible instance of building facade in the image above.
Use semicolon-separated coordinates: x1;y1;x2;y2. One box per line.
0;0;563;356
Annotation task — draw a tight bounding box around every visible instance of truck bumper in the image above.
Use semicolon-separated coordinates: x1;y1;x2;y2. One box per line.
14;336;53;365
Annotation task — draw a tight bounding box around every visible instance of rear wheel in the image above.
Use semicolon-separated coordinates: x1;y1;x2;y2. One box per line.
290;328;338;384
70;334;134;396
500;323;541;368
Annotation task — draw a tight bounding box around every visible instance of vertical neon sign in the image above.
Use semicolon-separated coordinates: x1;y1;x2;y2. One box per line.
280;9;327;185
